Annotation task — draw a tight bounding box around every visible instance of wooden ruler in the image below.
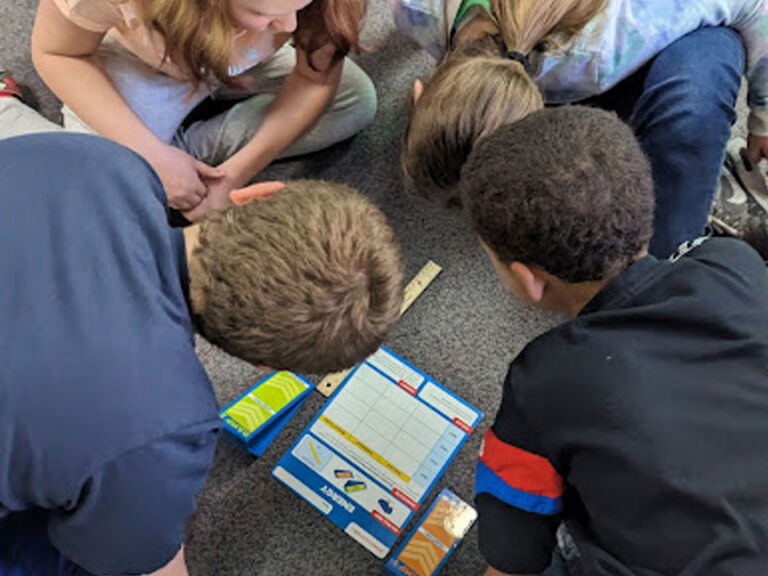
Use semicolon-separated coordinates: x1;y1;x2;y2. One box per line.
316;260;443;397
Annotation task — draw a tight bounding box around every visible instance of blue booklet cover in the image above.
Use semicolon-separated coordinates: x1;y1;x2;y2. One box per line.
220;371;313;457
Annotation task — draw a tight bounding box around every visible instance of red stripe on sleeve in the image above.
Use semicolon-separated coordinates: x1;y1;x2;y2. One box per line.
479;428;564;499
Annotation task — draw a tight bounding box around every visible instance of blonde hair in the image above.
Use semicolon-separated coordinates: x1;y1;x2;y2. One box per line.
402;0;606;204
192;180;404;374
146;0;366;88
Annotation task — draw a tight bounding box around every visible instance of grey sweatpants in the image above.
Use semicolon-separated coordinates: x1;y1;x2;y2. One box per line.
0;42;377;165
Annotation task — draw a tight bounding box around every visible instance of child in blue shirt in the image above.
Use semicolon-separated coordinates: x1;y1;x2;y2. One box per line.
0;133;404;576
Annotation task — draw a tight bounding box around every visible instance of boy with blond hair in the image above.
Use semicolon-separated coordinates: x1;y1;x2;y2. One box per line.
461;107;768;576
0;133;403;576
191;178;404;373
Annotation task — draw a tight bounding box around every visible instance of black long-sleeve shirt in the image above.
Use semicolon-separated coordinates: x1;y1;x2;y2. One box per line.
476;238;768;575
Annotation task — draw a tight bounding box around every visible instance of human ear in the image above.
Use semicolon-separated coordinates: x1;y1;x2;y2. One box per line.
413;79;424;103
509;261;546;303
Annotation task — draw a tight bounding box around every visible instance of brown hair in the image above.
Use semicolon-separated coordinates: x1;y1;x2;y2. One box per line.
402;0;605;205
192;180;404;374
461;106;654;282
295;0;367;70
147;0;366;88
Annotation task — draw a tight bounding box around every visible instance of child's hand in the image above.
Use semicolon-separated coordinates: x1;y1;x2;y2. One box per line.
182;168;284;222
181;169;239;222
747;134;768;171
147;144;224;211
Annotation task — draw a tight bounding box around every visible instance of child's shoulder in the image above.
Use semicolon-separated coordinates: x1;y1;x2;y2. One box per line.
505;319;613;402
672;236;766;289
680;234;764;262
510;237;766;393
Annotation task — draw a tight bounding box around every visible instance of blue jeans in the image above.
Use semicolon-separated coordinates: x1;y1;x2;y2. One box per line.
584;27;745;257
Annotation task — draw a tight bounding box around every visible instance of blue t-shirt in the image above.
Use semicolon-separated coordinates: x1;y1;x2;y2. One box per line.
0;134;221;575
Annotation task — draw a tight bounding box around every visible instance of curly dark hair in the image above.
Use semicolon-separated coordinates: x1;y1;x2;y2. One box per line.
461;106;654;283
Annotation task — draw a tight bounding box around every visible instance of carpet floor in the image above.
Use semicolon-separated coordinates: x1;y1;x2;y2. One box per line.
0;2;752;574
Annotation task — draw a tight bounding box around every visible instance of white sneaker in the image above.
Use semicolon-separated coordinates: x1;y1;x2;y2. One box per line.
710;138;768;260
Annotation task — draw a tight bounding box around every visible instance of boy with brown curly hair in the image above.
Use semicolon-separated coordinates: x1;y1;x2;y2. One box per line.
461;107;768;576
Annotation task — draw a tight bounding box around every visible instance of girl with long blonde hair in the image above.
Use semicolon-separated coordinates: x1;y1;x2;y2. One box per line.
396;0;768;257
0;0;374;220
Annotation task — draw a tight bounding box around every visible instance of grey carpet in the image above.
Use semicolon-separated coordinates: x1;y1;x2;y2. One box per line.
0;3;752;575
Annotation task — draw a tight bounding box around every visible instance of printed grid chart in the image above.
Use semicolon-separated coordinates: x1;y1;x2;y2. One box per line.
313;362;464;502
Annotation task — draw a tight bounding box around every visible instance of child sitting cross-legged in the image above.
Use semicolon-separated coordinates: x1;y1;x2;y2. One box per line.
460;106;768;576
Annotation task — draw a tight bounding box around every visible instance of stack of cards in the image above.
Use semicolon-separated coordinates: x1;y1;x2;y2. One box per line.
220;371;313;457
385;488;477;576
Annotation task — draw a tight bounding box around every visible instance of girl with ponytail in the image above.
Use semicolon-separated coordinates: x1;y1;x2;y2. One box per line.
396;0;768;256
2;0;374;220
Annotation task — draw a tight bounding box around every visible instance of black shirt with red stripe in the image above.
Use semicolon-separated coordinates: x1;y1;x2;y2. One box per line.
475;238;768;575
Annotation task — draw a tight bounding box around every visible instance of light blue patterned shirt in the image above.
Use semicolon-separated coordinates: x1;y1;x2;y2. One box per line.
394;0;768;134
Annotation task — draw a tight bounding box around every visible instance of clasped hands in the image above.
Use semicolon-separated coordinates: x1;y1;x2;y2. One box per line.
147;143;283;221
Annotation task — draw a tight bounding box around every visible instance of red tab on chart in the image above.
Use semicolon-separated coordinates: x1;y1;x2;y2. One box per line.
398;380;417;396
372;510;402;535
392;488;419;510
453;418;473;434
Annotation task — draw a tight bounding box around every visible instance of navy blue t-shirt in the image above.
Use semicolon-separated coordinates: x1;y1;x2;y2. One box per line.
0;134;220;575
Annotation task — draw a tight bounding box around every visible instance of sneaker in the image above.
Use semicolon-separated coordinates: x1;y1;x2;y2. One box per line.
710;165;747;237
0;70;22;99
726;137;768;211
742;215;768;261
710;138;768;261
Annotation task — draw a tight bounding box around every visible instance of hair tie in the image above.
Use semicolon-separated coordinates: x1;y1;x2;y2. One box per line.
506;51;529;68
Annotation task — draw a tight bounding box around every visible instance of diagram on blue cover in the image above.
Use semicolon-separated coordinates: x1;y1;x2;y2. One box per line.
378;499;393;514
344;480;367;493
295;437;334;471
273;347;482;558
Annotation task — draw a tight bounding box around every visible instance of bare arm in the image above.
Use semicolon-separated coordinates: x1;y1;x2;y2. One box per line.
142;547;189;576
31;0;219;209
224;44;343;183
31;0;161;154
183;44;342;221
